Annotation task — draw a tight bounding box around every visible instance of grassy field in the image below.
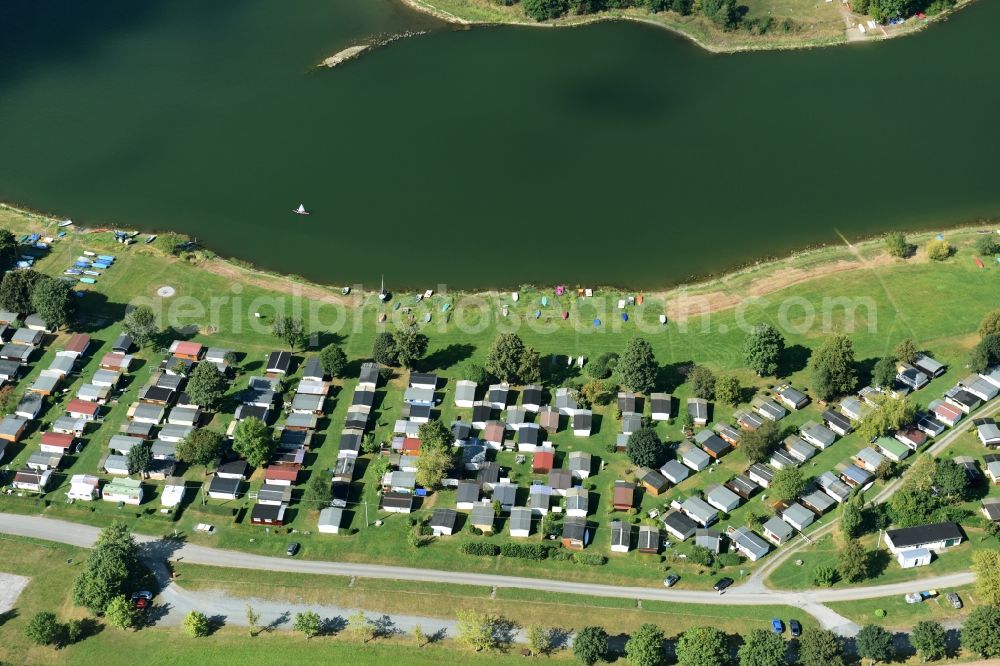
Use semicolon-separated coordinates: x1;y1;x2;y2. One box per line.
0;204;997;593
410;0;848;52
826;585;980;630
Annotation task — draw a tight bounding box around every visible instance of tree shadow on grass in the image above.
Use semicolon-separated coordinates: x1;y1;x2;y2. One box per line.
777;344;811;379
420;343;475;372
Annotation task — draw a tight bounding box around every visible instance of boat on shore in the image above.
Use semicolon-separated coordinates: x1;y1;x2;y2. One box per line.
145;234;157;244
378;275;388;302
57;219;73;228
293;204;310;216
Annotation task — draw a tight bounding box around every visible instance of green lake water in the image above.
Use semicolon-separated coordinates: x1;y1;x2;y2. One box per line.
1;0;998;289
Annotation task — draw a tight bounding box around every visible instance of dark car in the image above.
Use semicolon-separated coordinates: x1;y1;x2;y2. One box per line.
789;620;802;637
947;592;963;609
286;542;300;557
713;577;734;593
663;574;680;588
771;619;784;633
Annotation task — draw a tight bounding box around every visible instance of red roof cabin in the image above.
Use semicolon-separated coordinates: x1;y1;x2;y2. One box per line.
532;450;554;474
66;399;100;421
100;353;133;372
39;431;75;454
402;437;421;456
62;333;91;356
169;341;204;361
264;464;300;486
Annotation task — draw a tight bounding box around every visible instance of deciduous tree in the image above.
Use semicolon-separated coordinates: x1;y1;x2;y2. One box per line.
272;315;306;349
625;622;664;666
417;419;454;453
871;355;897;389
810;334;857;400
528;625;552;656
416;447;455;489
72;521;144;614
186;361;227;409
840;493;864;539
925;239;952;261
797;628;845;666
23;611;63;646
884;231;909;258
740;420;779;464
973;549;1000;607
177;428;224;467
855;624;894;664
979;310;1000;337
105;595;140;630
30;276;75;330
933;458;968;502
961;605;1000;658
392;326;428;369
676;625;728;666
319;343;347;377
232;416;274;468
837;537;870;583
737;628;785;666
0;269;43;314
184;610;212;637
372;331;398;366
770;467;805;502
123;305;159;347
293;610;322;639
910;620;946;661
302;473;332;506
485;333;540;385
126;439;152;476
743;323;785;376
627;428;665;468
688;365;716;400
715;375;740;406
0;229;17;271
573;625;609;665
857;394;916;441
894;338;919;364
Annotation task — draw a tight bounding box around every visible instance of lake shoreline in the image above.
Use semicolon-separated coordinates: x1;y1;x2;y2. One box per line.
2;201;994;318
398;0;976;55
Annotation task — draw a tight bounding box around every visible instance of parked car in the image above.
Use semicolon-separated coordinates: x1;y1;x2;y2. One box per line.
713;577;734;593
789;619;802;637
771;619;785;633
131;591;152;611
286;542;300;556
663;574;680;588
947;592;963;609
905;590;938;604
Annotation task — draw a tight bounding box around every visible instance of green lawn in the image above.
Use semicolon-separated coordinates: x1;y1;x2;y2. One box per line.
827;585;980;630
0;205;998;591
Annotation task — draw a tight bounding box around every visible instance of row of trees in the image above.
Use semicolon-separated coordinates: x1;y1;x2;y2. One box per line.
0;267;76;329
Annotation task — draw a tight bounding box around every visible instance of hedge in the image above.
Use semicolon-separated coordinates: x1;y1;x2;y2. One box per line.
499;542;551;560
461;542;501;557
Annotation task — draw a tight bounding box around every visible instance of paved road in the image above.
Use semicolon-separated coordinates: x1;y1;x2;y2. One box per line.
0;512;978;637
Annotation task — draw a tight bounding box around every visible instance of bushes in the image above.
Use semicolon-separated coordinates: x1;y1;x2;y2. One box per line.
573;553;607;566
716;552;742;567
925;239;953;261
500;542;551;560
460;542;501;557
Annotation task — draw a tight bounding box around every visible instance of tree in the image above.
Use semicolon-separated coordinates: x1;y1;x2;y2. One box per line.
910;620;946;661
372;331;398;366
743;323;785;376
319;343;347;378
870;355;897;389
416;446;455;489
857;394;916;441
272;315;306;349
740;420;779;464
675;626;728;666
528;625;552;656
855;624;894;664
455;610;508;651
884;231;909;258
888;485;938;528
970;333;1000;373
715;375;740;406
392;326;428;369
837;537;870;583
894;338;919;364
810;334;857;400
925;239;952;261
302;473;332;505
812;565;837;587
972;549;1000;606
24;611;63;646
418;419;454;453
573;625;609;665
0;268;43;314
840;493;863;539
72;521;143;614
232;416;274;468
293;610;322;639
30;276;75;330
246;604;261;637
580;379;613;408
184;610;212;637
688;365;716;400
413;624;426;647
933;458;968;501
485;334;540;385
177;428;224;467
626;428;664;468
625;623;664;666
522;0;568;21
0;228;17;271
126;439;152;476
123;305;159;347
701;0;738;29
105;595;140;630
737;628;785;666
463;362;490;385
770;467;805;502
587;352;619;379
961;605;1000;658
980;310;1000;337
797;628;845;666
618;338;658;393
185;361;227;410
977;235;1000;256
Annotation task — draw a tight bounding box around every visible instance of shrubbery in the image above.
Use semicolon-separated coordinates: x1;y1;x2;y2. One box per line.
460;542;500;557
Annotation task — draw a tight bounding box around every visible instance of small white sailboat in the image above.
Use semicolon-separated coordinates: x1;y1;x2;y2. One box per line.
57;219;74;228
292;203;310;215
511;291;519;302
378;275;388;302
144;234;157;244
